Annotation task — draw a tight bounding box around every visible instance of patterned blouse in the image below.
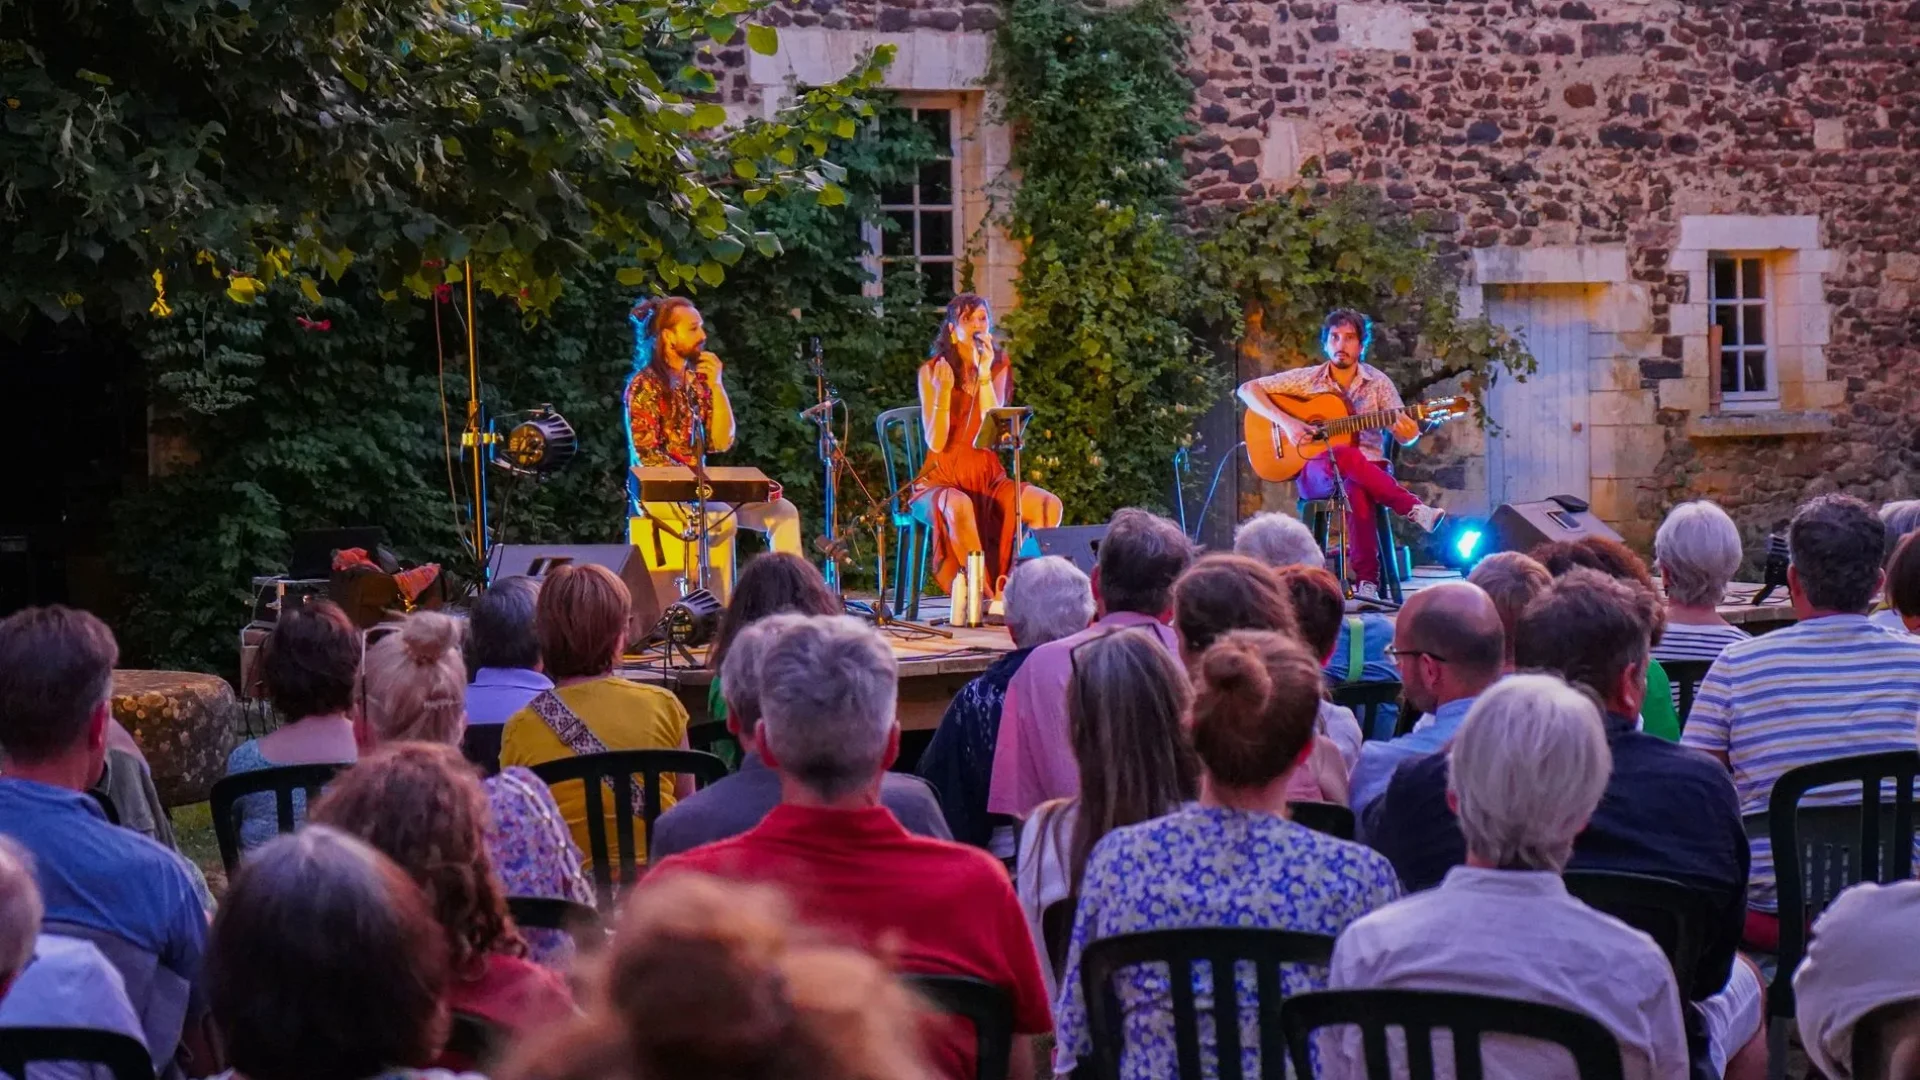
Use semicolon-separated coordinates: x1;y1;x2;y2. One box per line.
1054;805;1402;1080
626;367;712;467
485;767;596;967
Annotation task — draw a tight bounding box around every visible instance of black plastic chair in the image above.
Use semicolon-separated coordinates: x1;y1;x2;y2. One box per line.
507;895;605;950
209;762;347;871
1754;749;1920;1080
1080;927;1336;1080
443;1011;506;1071
1660;658;1713;729
0;1027;153;1080
1041;898;1075;983
461;723;505;777
1280;988;1626;1080
529;749;730;904
1562;870;1719;999
907;974;1014;1080
1333;681;1408;744
1288;800;1356;841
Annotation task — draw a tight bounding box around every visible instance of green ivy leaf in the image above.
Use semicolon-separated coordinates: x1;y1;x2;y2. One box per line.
747;24;779;56
691;103;728;129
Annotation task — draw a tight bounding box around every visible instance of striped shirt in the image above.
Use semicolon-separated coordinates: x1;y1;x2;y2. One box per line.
1654;623;1751;714
1681;615;1920;912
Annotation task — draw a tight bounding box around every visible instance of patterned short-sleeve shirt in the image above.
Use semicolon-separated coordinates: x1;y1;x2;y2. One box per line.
626;368;712;467
1246;361;1405;460
1054;805;1402;1079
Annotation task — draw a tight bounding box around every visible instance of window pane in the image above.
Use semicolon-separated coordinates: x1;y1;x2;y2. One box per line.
918;109;952;150
1721;351;1740;393
1742;305;1766;346
919;160;954;206
1743;351;1768;393
1711;258;1737;300
883;211;915;257
879;180;914;207
919;211;955;256
1741;258;1763;299
923;261;957;306
1713;303;1741;347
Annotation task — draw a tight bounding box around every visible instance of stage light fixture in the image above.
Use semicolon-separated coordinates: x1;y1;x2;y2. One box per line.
497;406;578;475
1436;519;1488;571
1453;527;1485;564
659;588;724;649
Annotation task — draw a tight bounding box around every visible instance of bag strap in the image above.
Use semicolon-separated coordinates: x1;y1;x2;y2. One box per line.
1344;615;1366;683
528;691;647;820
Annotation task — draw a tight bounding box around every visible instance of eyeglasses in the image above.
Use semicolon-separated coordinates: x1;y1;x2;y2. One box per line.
1386;646;1452;664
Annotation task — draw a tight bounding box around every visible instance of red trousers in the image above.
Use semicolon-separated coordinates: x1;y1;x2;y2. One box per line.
1298;445;1419;587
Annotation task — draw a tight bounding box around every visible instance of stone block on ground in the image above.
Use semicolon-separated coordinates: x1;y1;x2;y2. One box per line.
112;670;240;808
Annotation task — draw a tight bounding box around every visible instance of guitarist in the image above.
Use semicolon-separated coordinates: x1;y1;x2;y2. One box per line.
1236;309;1445;597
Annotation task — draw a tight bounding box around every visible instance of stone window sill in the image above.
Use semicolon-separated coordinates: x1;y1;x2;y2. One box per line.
1686;411;1833;439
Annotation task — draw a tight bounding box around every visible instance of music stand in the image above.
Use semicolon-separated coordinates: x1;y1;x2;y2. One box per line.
974;406;1035;582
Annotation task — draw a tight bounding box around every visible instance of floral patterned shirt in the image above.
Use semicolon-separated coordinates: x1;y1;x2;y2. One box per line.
485;767;596;967
626;367;712;467
1054;805;1402;1080
1245;361;1405;460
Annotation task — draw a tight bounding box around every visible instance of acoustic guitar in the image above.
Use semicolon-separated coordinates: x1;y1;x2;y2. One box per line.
1244;392;1471;483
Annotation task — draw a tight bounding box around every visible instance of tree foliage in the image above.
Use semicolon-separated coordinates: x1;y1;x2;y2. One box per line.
1;0;889;324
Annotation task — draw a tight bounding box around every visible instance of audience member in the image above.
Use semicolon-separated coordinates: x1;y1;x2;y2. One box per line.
1873;529;1920;634
1234;511;1397;685
500;873;936;1080
1278;564;1370;769
207;827;460;1080
1794;880;1920;1080
501;563;692;869
1534;535;1683;740
224;599;361;851
1347;582;1503;817
1052;630;1399;1080
1467;551;1551;670
1683;494;1920;951
1329;675;1689;1080
0;606;208;1071
705;552;841;726
1014;627;1196;996
919;556;1093;851
1652;501;1751;668
311;744;573;1060
652;616;1051;1080
653;614;948;860
358;611;593;966
463;577;550;770
1880;499;1920;549
0;833;148;1075
989;509;1191;817
91;720;216;910
1365;570;1761;1078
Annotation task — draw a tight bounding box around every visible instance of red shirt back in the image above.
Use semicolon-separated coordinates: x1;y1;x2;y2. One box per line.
651;803;1053;1080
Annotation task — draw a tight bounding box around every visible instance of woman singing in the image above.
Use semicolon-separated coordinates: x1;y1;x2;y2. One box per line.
913;294;1062;599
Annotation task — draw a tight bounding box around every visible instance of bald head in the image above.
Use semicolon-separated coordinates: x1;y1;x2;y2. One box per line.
1396;582;1506;683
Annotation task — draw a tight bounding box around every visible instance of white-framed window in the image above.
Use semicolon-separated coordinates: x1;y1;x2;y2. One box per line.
867;103;959;306
1710;253;1776;402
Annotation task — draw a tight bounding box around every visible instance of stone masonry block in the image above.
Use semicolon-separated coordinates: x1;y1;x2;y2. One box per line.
1676;215;1820;252
1592;283;1652;333
1589;389;1657;427
1667;249;1708;275
1590;356;1644;393
1657;377;1711;414
1335;4;1429;50
1473;246;1629;285
1588;477;1640;523
1591;424;1667;479
1590;331;1666;359
1669;303;1708;336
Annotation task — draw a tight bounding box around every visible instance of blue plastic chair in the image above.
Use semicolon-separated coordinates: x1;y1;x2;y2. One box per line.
875;406;933;620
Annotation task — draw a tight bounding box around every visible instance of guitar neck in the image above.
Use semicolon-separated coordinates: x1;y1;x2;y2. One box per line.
1324;405;1414;437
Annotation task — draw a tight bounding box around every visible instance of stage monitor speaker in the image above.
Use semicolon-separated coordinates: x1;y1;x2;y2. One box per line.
486;544;663;645
1028;525;1110;578
1486;495;1623;556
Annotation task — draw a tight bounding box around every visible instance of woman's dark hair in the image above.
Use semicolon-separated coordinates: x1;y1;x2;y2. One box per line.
1531;535;1665;646
926;293;993;360
209;827;449;1080
263;599;360;722
1062;627;1197;898
536;562;631;679
1276;565;1345;662
1171;553;1299;659
1885;530;1920;618
311;742;524;976
709;553;841;671
1190;630;1325;789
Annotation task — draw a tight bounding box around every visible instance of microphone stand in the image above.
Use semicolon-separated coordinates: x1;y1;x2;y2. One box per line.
806;338;843;596
686;363;713;596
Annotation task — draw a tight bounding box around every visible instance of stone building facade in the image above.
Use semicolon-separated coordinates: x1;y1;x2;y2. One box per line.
730;0;1920;549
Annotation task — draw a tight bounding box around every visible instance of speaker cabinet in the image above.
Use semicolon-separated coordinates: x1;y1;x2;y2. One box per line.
1487;495;1623;556
486;544;663;644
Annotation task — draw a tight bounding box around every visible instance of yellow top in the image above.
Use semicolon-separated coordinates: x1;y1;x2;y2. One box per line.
499;676;690;869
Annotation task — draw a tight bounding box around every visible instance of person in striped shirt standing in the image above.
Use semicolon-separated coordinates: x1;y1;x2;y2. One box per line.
1681;494;1920;951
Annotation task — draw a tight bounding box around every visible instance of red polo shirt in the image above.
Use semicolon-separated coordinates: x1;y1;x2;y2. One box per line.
650;802;1052;1079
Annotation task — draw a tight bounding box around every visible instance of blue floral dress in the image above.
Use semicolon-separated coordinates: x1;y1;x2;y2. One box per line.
485;766;597;967
1054;805;1402;1080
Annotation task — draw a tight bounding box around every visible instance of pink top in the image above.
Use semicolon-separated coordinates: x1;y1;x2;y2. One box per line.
986;612;1181;817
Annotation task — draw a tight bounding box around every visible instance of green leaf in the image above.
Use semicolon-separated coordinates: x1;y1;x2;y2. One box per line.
816;183;846;208
747;24;779;56
731;158;758;180
298;277;323;305
707;17;738;44
691;103;728;129
697;261;726;287
616;266;649;286
440;136;463;158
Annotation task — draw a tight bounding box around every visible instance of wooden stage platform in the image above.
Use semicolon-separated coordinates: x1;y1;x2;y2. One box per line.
615;571;1798;733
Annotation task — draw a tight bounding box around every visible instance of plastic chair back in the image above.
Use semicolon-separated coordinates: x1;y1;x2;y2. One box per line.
875;405;932;616
907;974;1014;1080
442;1011;505;1072
1660;659;1713;728
1041;898;1075;982
1280;988;1626;1080
38;923;184;1074
209;762;346;872
875;406;928;509
460;724;504;777
1333;681;1410;743
1080;927;1336;1080
529;749;730;906
1288;801;1356;841
506;896;605;951
0;1028;154;1080
1562;870;1719;1000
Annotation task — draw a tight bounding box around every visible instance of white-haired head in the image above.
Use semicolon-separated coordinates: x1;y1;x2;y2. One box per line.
1654;500;1744;608
1447;674;1613;872
1003;557;1094;649
718;612;813;739
1232;512;1325;571
757;616;899;800
0;836;42;984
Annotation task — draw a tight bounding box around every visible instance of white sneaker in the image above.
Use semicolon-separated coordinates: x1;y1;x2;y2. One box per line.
1353;581;1381;602
1408;504;1446;533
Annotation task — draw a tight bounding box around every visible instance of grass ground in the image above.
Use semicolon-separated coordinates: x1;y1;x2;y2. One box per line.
172;802;227;899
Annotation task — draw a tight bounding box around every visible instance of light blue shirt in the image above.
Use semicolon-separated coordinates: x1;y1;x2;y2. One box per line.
0;934;147;1074
464;667;553;726
1348;695;1477;817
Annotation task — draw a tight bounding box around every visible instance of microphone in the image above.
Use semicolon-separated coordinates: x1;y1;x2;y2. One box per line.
798;398;841;422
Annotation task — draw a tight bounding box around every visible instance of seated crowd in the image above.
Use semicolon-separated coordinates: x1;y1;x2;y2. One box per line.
1;492;1917;1080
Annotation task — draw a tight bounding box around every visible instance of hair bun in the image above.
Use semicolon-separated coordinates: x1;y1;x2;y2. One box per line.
398;611;462;668
1198;638;1272;710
